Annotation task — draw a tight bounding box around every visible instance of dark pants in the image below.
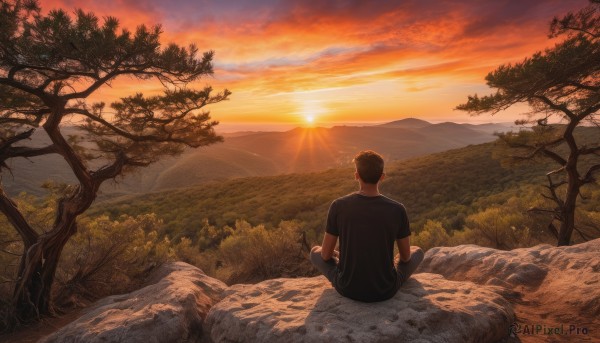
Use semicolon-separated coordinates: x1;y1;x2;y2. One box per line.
310;246;425;288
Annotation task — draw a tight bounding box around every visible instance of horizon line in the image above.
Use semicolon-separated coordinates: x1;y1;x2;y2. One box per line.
215;118;518;133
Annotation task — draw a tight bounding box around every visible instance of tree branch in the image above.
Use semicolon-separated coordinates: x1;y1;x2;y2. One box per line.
0;187;38;247
0;128;61;170
5;145;57;159
573;226;591;242
547;222;559;240
567;81;600;92
578;102;600;120
0;78;51;104
64;70;120;100
532;94;577;119
579;145;600;155
582;163;600;184
528;207;560;215
0;145;58;170
90;151;127;185
557;25;598;38
68;108;215;146
544;169;567;208
42;110;93;193
505;140;567;166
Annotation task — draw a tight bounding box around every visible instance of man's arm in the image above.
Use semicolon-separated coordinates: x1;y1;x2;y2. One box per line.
321;232;338;261
397;236;411;262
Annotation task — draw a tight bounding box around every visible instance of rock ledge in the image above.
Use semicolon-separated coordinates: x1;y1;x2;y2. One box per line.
40;262;227;343
204;273;514;343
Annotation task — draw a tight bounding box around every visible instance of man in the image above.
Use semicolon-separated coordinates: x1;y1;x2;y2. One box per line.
310;150;424;302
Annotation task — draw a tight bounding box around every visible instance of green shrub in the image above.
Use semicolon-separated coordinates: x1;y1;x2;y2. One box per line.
217;220;311;284
412;220;451;251
54;214;174;308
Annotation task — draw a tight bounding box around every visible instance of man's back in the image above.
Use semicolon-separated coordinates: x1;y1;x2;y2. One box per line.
326;193;410;302
309;150;422;302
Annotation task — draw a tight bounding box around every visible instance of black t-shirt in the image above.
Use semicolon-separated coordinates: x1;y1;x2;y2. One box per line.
325;192;411;302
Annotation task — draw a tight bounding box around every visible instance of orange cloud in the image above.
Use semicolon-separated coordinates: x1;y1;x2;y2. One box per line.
37;0;592;127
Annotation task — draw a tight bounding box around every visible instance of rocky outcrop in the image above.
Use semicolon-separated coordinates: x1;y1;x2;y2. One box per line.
39;262;227;343
419;239;600;342
203;273;515;343
39;239;600;343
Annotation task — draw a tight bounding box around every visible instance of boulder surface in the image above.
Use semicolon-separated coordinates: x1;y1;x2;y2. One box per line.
204;273;514;343
37;239;600;343
419;238;600;342
39;262;227;343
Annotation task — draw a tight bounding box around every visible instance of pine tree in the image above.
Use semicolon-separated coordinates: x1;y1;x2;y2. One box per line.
0;0;230;326
457;1;600;246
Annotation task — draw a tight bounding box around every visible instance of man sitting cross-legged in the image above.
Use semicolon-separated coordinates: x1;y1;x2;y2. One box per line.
310;150;424;302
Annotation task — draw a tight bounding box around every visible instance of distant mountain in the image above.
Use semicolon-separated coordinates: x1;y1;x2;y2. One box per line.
462;122;516;136
377;118;431;129
378;118;514;135
1;119;511;197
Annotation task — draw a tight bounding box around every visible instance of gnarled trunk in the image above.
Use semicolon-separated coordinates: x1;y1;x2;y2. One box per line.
556;168;580;246
10;220;77;325
5;185;93;328
555;121;582;247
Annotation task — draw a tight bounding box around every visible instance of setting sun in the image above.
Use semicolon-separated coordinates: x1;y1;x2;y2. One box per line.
299;99;325;127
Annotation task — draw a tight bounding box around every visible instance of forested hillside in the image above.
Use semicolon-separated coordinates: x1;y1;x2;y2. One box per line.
81;136;600;283
90;142;542;235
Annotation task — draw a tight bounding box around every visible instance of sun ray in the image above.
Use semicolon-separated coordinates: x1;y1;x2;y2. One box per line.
287;126;340;173
289;127;309;173
312;128;338;164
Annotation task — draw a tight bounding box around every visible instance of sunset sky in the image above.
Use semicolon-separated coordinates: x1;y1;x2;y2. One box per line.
41;0;590;131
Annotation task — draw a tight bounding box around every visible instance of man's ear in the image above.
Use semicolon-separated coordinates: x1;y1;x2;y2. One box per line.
354;171;360;181
379;173;386;182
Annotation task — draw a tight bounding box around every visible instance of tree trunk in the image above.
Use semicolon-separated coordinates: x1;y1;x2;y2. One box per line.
4;116;108;327
8;187;88;328
557;176;579;246
556;124;581;247
11;220;77;324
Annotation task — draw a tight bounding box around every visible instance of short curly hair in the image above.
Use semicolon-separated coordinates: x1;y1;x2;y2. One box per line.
353;150;384;184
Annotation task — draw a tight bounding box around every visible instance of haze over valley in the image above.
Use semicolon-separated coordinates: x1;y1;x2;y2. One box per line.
3;118;514;197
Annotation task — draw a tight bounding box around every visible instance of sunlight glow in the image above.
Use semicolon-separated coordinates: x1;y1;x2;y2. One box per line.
289;127;337;173
297;97;327;127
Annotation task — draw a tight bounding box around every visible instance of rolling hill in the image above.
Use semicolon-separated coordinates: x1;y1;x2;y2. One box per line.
2;119;512;197
376;118;432;129
88;141;557;241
